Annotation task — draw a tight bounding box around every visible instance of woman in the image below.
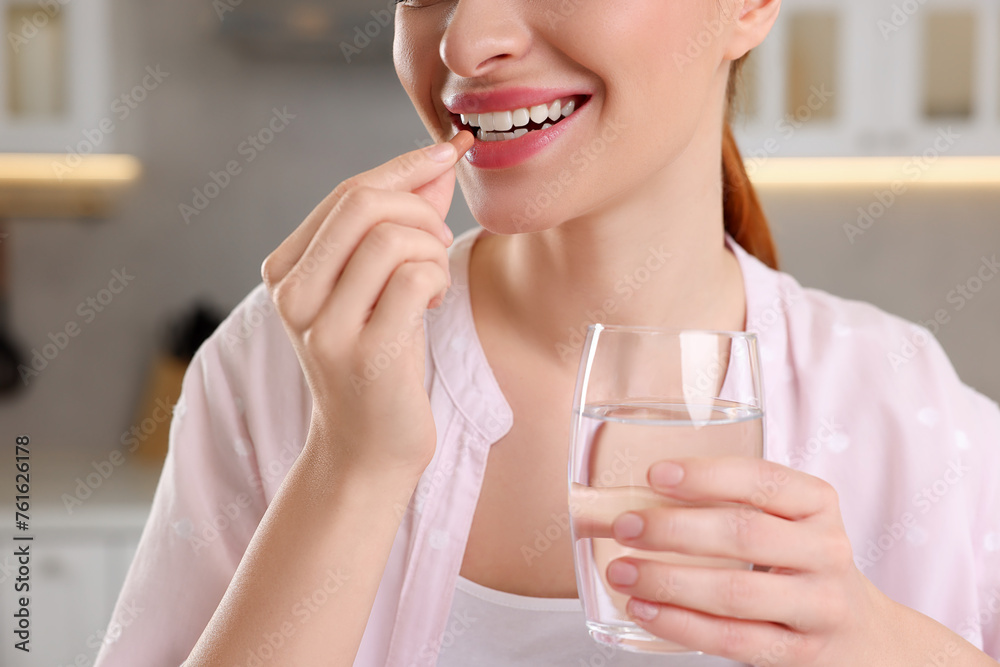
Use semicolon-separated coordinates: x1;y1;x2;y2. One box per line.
95;0;1000;665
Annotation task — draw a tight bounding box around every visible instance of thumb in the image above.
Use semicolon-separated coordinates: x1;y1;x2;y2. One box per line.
410;131;473;220
411;165;458;221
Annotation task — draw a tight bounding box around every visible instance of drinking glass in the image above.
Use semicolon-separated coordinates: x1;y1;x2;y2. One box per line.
568;325;766;654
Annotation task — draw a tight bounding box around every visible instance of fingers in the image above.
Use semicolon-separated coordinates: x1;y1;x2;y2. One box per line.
346;131;473;193
261;131;473;287
606;558;832;633
271;190;449;331
622;597;812;665
316;222;451;333
610;504;840;571
363;259;449;345
645;458;839;521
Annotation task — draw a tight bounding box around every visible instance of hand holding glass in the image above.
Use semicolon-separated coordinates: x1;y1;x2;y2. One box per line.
568;325;766;654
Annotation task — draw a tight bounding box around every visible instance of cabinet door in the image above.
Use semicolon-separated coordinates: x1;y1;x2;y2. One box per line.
0;0;113;152
735;0;1000;157
0;536;109;666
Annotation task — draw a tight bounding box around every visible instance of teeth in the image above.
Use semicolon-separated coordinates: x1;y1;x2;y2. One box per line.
476;128;528;142
475;120;562;141
493;110;513;132
463;96;582;135
529;104;549;124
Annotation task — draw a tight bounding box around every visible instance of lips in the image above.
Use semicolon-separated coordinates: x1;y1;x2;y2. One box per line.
440;86;595;169
444;86;593;116
458;96;591;169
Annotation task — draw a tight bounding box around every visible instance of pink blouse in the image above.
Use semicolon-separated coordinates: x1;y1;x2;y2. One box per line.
94;226;1000;666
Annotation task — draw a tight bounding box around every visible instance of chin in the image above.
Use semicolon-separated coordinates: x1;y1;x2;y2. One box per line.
467;204;576;236
458;177;586;236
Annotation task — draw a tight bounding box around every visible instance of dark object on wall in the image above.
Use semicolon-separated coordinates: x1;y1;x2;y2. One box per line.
0;296;25;395
215;0;394;62
167;302;225;361
0;222;26;396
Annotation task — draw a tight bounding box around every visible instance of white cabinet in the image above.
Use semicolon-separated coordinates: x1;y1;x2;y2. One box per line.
0;529;144;666
0;537;103;665
734;0;1000;157
0;0;113;152
0;445;157;666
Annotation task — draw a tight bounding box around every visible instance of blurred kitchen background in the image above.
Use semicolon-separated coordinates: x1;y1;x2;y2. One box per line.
0;0;998;664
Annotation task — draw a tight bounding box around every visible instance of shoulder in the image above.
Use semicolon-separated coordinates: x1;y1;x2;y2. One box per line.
754;262;934;374
745;249;1000;504
188;282;312;500
789;276;999;439
743;249;974;400
193;282;296;390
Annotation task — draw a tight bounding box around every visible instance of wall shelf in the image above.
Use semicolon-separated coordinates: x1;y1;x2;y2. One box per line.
0;153;141;218
747;155;1000;188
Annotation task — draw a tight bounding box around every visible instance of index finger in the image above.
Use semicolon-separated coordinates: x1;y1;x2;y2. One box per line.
262;131;473;287
369;131;475;192
645;457;837;521
299;131;473;244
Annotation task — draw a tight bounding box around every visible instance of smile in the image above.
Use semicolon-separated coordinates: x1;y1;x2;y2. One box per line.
456;95;588;142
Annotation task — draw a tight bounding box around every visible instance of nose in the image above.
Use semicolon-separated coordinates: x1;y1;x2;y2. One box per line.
439;0;531;78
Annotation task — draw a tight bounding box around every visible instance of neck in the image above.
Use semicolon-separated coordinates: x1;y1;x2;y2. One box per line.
469;120;748;369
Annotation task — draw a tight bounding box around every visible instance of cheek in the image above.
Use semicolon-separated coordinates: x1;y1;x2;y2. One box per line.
548;1;722;141
393;19;427;99
556;0;722;59
552;7;720;166
393;20;447;138
392;16;413;83
614;4;723;91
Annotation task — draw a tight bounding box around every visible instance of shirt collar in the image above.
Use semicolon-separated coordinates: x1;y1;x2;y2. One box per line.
427;226;515;446
427;226;786;447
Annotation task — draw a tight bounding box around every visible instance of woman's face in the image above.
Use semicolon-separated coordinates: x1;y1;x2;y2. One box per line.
393;0;753;234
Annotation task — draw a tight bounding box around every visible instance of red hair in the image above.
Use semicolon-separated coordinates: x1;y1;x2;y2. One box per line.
722;54;779;270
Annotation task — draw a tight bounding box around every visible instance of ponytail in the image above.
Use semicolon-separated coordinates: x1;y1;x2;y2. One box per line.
722;54;779;270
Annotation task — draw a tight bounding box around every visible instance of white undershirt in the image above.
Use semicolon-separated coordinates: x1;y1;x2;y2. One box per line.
435;575;744;666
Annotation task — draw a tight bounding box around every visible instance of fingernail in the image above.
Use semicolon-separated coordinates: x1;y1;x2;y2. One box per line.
612;512;644;540
426;142;456;162
627;598;660;621
650;462;684;488
607;560;638;586
444;224;454;242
